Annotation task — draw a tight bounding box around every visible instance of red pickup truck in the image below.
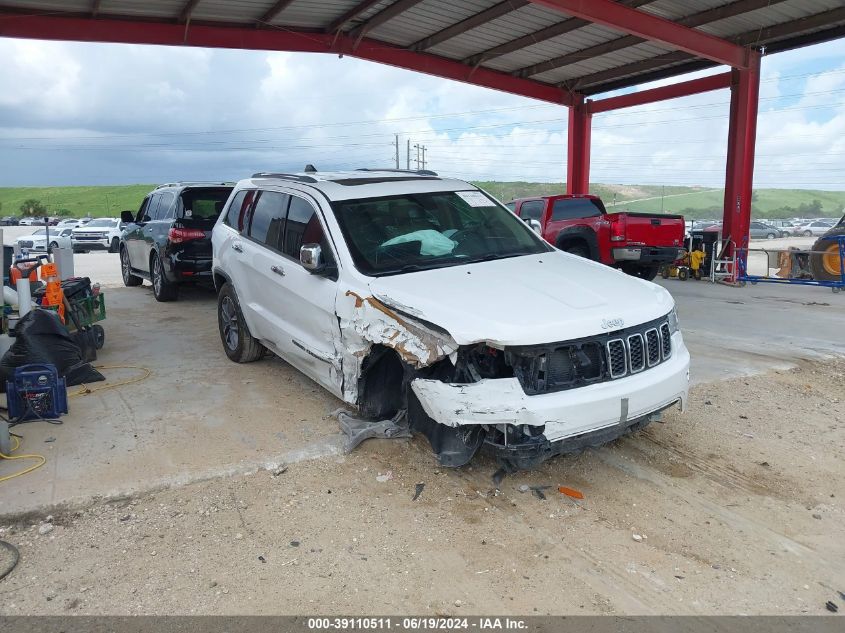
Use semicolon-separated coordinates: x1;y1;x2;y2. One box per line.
506;194;685;280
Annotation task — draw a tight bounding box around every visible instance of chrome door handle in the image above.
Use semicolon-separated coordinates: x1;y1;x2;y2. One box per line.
232;243;243;253
271;265;285;276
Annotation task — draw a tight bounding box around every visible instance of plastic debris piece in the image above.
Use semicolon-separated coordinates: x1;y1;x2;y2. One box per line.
558;486;584;500
530;486;551;500
825;601;838;613
338;410;411;453
412;483;425;501
376;470;393;483
632;534;643;542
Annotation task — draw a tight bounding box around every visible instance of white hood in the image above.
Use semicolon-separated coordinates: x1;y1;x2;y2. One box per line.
368;250;673;346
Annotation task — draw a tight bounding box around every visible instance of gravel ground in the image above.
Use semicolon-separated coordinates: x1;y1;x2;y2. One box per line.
0;359;842;616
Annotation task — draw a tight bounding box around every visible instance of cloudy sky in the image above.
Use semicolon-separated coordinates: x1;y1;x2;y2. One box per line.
0;36;843;189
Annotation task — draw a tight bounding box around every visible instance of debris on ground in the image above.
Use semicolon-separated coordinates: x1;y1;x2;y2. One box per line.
375;471;393;483
37;523;54;535
412;483;425;501
632;534;643;542
518;484;530;493
530;486;552;500
825;601;838;613
558;486;584;500
270;464;288;477
337;410;411;453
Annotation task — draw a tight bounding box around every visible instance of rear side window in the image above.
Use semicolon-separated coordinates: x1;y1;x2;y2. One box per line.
224;190;255;232
504;202;516;212
153;192;176;221
248;191;289;248
551;198;603;221
520;200;544;221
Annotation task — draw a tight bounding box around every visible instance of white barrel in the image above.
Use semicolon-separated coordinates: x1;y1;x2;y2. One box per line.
16;278;31;317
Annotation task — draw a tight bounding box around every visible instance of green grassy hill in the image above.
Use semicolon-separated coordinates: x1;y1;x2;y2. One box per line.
0;185;155;218
1;182;843;221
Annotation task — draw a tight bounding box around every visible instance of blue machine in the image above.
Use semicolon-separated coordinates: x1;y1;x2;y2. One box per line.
6;364;68;421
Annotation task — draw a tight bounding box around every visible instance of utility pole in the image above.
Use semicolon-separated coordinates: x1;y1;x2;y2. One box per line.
406;139;410;170
394;134;400;169
413;143;427;170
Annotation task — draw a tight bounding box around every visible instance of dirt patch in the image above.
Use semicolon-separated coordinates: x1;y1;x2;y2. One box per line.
0;359;843;615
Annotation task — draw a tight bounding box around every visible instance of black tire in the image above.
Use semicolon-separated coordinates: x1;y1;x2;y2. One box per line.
217;282;265;363
804;230;813;237
660;266;670;279
108;237;119;253
560;243;590;259
766;233;777;240
92;324;105;350
810;231;845;282
50;241;59;249
622;263;660;281
151;253;178;302
678;267;689;281
120;247;142;287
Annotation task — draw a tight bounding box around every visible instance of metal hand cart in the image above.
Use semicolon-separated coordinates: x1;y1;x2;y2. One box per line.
736;235;845;293
65;291;107;349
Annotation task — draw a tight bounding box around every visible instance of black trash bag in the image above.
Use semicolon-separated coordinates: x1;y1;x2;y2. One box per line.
0;308;104;389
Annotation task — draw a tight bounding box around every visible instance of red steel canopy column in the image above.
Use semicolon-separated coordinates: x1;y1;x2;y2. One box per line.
722;50;762;262
566;94;591;195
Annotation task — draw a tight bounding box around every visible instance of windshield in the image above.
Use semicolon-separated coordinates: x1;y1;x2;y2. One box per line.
180;188;232;220
87;219;117;227
31;229;46;236
331;190;550;276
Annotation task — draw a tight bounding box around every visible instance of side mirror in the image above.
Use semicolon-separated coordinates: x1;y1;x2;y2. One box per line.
121;210;135;223
526;218;541;233
300;243;324;273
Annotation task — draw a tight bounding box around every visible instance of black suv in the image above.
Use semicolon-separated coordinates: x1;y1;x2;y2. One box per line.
120;182;234;301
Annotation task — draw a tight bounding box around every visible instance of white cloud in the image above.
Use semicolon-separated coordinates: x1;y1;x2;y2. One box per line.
0;37;842;191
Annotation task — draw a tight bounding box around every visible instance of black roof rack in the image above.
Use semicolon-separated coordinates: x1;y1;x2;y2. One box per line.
251;172;318;184
355;168;439;177
154;181;233;189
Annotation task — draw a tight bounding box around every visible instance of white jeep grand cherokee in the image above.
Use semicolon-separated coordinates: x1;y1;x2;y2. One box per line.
211;169;689;469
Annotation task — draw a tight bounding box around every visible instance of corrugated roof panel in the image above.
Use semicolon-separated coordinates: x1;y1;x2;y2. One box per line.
536;41;667;85
96;0;184;19
368;0;498;47
426;4;566;60
702;0;845;39
643;0;735;21
190;0;273;23
491;23;629;74
0;0;89;11
267;0;355;28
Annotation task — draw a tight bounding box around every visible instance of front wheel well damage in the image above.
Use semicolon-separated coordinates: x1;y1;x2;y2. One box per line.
357;342;534;468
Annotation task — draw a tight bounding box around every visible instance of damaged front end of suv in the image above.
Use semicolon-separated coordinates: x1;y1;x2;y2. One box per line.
344;290;689;470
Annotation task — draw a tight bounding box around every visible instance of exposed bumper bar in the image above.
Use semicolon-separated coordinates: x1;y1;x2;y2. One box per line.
411;332;690;444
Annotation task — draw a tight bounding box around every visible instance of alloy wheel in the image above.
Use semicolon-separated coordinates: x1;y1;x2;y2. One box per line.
220;296;239;351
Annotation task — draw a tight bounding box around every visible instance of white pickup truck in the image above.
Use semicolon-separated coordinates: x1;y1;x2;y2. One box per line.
210;169;690;469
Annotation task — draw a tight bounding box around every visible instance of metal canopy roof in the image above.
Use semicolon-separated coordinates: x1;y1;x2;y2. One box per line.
0;0;844;101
